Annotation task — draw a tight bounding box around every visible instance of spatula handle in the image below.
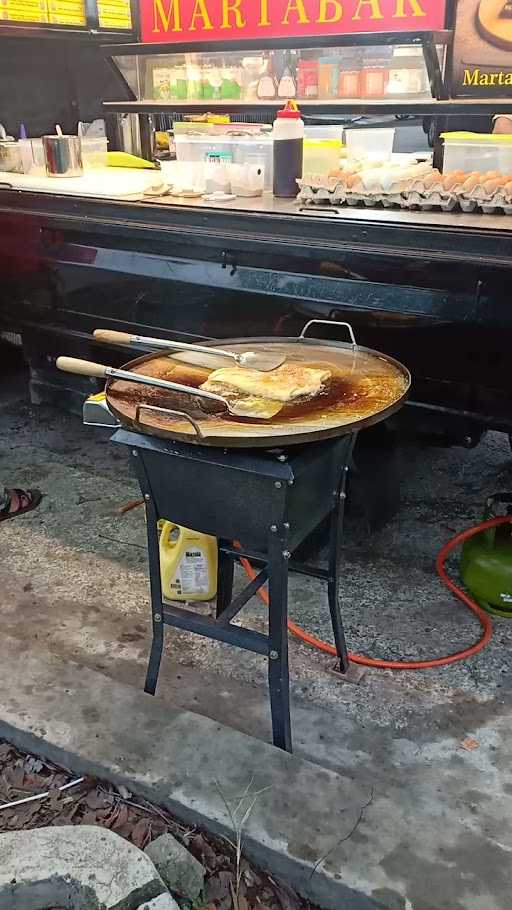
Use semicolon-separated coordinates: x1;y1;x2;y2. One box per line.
93;329;132;345
57;357;108;378
93;327;236;362
58;355;228;409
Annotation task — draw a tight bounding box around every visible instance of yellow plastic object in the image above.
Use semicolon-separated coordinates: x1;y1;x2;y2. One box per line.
107;151;157;169
440;132;512;144
159;521;218;602
304;139;344;148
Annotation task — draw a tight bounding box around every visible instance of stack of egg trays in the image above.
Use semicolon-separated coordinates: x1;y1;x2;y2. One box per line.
297;177;512;214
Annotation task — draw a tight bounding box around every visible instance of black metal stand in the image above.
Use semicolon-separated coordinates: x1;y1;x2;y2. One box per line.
113;428;356;752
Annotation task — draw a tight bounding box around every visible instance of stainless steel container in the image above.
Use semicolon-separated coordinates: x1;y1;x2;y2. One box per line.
42;133;83;177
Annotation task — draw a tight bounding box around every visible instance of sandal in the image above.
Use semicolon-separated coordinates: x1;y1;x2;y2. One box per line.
0;488;42;523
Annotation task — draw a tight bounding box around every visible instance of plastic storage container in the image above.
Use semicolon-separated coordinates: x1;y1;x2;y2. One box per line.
303;139;342;175
175;134;273;191
230;163;265;196
441;133;512;175
305;126;342;140
81;137;108;169
18;138;45;175
345;127;395;161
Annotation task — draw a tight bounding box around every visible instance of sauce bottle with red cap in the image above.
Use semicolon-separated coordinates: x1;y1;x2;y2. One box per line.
272;100;304;198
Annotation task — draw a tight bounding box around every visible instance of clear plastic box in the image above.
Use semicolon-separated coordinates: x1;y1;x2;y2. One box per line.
81;137;108;169
441;133;512;175
175;134;273;190
344;127;395;161
18;139;46;175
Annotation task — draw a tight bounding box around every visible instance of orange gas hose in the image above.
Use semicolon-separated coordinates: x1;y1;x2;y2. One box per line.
237;516;512;670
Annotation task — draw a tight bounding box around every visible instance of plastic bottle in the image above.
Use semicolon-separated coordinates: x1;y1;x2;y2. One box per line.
272;100;304;198
159;521;218;602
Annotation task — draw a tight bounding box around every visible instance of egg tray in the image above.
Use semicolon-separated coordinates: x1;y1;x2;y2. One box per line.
298;178;512;215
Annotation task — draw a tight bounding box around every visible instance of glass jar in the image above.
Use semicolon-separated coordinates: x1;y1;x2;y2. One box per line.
360;65;389;98
202;65;222;101
152;67;172;100
297;59;318;100
170;66;188;101
221;65;242;100
186;64;202;100
318;58;339;100
338;67;361;98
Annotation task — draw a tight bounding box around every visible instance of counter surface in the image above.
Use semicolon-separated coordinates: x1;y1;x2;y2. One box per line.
1;186;512;268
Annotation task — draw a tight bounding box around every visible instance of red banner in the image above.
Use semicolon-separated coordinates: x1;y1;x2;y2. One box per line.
140;0;446;45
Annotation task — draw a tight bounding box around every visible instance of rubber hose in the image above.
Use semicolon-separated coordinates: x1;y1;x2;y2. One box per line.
237;516;512;670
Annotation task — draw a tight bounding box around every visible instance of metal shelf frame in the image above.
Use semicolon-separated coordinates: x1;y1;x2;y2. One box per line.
101;98;512;116
100;27;512;117
101;29;452;56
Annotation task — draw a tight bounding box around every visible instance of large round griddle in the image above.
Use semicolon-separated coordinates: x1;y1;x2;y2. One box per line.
106;336;411;448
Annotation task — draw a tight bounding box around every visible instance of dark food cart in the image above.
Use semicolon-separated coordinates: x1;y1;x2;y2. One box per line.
1;0;512;443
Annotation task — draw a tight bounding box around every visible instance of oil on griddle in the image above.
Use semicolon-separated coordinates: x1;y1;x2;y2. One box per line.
107;346;407;439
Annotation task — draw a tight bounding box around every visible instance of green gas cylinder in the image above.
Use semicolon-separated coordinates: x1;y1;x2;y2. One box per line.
461;494;512;618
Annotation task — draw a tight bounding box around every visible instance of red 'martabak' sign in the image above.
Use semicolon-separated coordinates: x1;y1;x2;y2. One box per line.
140;0;446;44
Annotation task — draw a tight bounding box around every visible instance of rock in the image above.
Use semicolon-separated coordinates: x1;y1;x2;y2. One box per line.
0;825;166;910
145;833;205;902
137;893;180;910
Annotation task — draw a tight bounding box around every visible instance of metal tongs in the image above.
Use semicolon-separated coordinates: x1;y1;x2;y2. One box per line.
92;329;285;373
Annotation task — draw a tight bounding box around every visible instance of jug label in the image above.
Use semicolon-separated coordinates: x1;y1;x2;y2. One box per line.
178;549;210;594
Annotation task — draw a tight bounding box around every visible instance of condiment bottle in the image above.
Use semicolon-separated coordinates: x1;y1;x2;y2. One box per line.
272;100;304;198
257;54;277;100
277;52;296;98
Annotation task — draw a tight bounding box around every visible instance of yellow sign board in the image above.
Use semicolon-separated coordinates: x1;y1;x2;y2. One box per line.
0;0;131;26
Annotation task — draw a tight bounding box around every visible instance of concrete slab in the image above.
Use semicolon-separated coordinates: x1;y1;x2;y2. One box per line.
0;825;166;909
0;636;512;910
0;637;376;910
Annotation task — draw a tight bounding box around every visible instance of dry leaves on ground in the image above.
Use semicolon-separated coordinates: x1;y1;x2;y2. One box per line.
0;740;315;910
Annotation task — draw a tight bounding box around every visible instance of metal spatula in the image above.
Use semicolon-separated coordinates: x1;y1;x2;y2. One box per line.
56;357;282;419
92;329;286;372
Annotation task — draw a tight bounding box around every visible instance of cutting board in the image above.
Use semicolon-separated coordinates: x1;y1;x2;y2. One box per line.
0;167;159;199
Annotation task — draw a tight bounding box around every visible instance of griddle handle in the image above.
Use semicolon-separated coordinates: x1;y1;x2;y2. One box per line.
56;357;108;379
299;319;357;348
134;404;203;440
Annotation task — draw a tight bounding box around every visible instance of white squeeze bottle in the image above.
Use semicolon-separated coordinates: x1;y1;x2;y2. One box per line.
159;521;218;602
272;99;304;198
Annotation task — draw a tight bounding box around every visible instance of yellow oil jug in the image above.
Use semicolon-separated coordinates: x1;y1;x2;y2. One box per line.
159;521;218;602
